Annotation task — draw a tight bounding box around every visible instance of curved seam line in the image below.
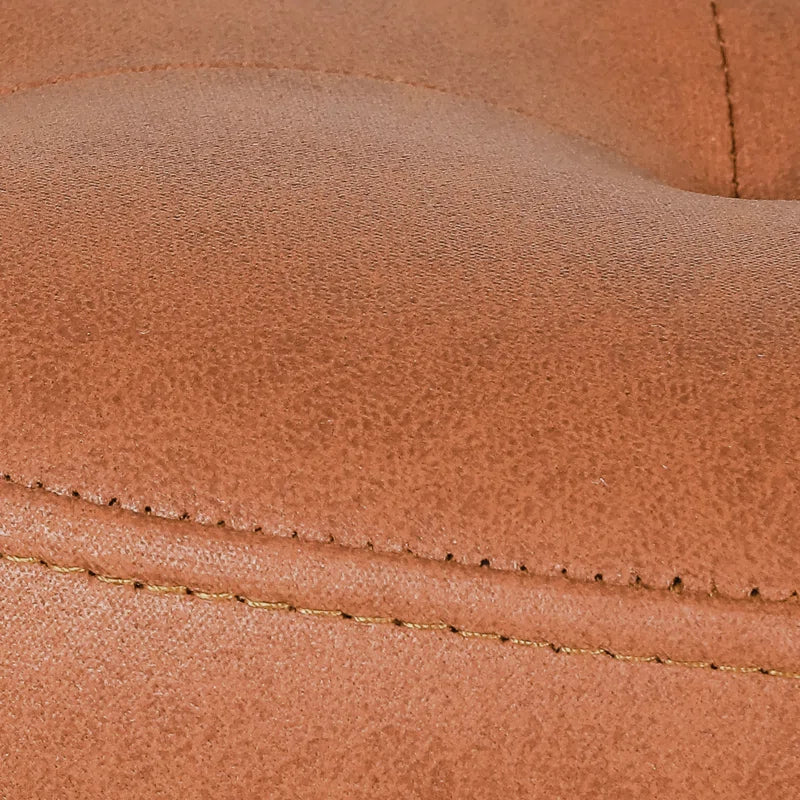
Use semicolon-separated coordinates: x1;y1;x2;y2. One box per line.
2;473;796;604
710;1;740;197
0;59;661;190
1;551;797;681
0;60;534;122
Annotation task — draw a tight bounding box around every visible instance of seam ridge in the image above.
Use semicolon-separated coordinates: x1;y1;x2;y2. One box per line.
710;1;740;197
0;60;529;120
1;550;798;681
2;473;797;604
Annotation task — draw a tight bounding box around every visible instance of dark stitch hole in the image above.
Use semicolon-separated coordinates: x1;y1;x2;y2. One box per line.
144;506;152;514
710;663;719;670
2;474;10;481
634;575;643;586
234;595;245;603
594;573;603;582
479;558;491;567
444;553;454;561
341;612;353;620
670;576;683;592
365;540;374;550
499;635;509;643
287;605;297;613
254;526;263;533
35;481;43;488
759;668;770;675
328;534;335;543
653;655;664;664
108;497;118;506
185;588;194;596
750;587;760;598
71;490;80;498
87;570;96;577
290;530;298;539
132;581;144;590
519;564;528;572
448;625;460;633
392;618;404;627
550;644;562;654
179;512;190;521
216;520;225;527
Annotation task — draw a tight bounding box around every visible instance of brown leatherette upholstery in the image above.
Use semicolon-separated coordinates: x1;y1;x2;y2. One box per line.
1;1;799;797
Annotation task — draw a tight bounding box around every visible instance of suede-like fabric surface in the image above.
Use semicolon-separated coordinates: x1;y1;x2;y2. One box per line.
1;1;799;798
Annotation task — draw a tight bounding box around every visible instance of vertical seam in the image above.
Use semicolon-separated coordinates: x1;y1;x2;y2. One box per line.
710;1;740;197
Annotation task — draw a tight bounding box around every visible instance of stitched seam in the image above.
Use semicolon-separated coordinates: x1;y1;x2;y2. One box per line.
0;60;532;122
2;473;797;604
1;551;798;681
710;1;740;197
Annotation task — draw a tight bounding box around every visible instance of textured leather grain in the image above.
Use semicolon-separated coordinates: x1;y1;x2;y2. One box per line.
1;1;799;798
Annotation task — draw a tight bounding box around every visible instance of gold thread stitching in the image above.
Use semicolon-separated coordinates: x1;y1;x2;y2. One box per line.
1;551;798;682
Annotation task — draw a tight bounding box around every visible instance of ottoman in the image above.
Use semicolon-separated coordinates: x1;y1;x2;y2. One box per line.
1;1;798;797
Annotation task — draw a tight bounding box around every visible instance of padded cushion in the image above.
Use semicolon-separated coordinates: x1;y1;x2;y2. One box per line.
1;1;799;798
